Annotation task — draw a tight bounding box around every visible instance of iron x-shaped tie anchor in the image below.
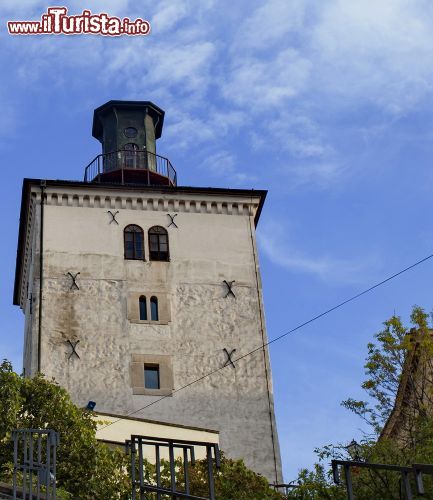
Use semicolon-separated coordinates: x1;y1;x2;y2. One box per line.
223;348;237;369
167;213;178;228
67;272;80;290
67;340;80;360
107;210;119;225
223;280;236;298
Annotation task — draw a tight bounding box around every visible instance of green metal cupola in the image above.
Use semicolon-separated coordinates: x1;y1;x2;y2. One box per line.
84;100;176;186
92;100;164;155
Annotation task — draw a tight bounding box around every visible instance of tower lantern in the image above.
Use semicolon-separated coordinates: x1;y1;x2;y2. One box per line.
87;100;175;186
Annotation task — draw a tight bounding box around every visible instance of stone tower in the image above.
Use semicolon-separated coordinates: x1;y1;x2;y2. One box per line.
13;100;282;482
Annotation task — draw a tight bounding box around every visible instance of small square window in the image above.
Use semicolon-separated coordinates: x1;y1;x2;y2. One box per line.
131;355;173;396
144;365;160;389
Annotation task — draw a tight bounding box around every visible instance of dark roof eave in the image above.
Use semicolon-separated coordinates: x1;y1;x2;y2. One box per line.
13;180;32;306
92;100;165;140
18;179;267;225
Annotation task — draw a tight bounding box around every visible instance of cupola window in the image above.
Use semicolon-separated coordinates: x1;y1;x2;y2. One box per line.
124;127;138;138
124;143;139;169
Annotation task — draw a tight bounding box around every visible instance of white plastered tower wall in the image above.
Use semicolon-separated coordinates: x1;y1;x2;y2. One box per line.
15;183;282;483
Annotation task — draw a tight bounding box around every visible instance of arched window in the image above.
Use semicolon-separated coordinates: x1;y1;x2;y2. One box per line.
148;226;169;261
124;143;139;169
139;296;147;320
150;296;159;321
124;224;144;260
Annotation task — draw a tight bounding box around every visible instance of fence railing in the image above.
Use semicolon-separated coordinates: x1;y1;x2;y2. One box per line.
12;429;59;500
125;435;220;500
332;459;433;500
271;482;299;498
84;149;177;186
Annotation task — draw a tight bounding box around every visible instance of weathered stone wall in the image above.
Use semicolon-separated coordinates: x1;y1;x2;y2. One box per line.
22;187;282;482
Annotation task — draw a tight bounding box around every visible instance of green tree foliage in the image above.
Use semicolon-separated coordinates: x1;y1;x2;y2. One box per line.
0;359;130;499
0;360;282;499
207;456;283;500
283;464;346;499
287;306;433;499
341;306;433;438
139;453;283;499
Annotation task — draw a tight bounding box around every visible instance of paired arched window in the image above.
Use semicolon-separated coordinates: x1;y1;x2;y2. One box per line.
124;224;144;260
138;295;159;321
149;226;169;261
124;224;170;262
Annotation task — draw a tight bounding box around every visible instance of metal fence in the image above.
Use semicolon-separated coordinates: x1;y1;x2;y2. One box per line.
126;435;220;500
332;459;433;500
271;483;299;498
12;429;59;500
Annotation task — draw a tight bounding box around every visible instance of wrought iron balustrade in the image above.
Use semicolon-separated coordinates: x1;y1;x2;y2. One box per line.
332;459;420;500
126;435;220;500
84;149;177;186
12;429;59;500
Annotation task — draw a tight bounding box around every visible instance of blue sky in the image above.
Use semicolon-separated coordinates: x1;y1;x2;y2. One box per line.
2;0;433;481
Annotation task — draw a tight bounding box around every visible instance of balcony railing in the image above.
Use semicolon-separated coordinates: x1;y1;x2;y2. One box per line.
84;149;177;186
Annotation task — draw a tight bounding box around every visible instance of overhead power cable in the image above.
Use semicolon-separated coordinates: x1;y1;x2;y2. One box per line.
98;251;433;431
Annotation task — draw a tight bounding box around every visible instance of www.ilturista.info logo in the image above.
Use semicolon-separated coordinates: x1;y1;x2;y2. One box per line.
8;7;151;36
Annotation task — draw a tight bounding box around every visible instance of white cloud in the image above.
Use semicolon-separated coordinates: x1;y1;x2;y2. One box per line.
223;48;312;109
163;107;246;151
260;112;333;158
258;221;377;284
203;151;236;173
106;38;216;99
0;1;131;17
215;0;433;183
151;2;189;33
164;115;216;149
197;150;257;185
0;0;43;15
283;162;344;190
311;0;433;114
232;0;305;52
80;0;131;14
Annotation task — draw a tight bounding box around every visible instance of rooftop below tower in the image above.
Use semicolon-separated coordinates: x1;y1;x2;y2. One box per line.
85;100;176;186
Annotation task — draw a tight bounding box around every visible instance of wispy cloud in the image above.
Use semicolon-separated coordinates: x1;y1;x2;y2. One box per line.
222;48;312;109
231;0;305;52
197;150;257;185
150;2;190;33
281;162;344;190
0;0;131;17
310;0;433;114
258;221;378;285
107;40;216;97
